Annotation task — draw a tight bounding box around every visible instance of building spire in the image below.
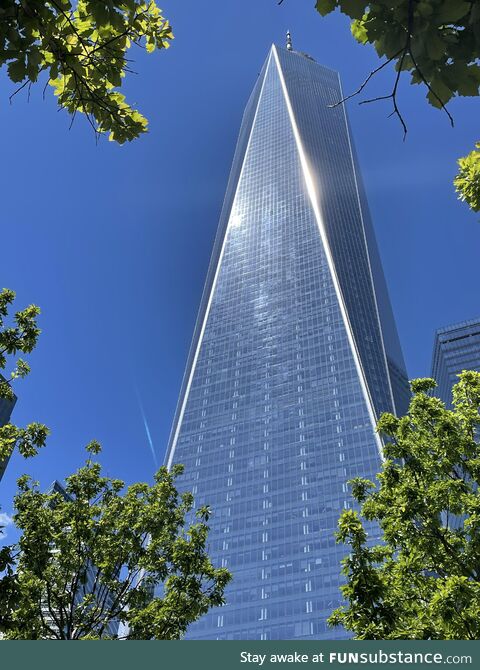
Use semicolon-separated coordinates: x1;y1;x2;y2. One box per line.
286;30;293;51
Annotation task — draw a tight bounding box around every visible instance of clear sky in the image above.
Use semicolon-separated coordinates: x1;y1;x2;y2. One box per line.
1;1;479;524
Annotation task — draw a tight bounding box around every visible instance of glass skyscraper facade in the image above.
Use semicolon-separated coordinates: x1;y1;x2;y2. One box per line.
431;318;480;408
165;44;408;640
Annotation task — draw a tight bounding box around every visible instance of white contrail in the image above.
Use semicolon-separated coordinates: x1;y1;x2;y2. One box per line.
133;385;158;469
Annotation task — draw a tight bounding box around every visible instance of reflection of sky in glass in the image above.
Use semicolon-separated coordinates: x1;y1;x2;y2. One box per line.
164;45;408;640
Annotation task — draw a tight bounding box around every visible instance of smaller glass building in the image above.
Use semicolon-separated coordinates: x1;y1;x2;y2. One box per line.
431;318;480;407
0;375;17;482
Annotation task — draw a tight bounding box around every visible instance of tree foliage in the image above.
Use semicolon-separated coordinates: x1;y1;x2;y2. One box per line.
454;142;480;212
0;288;48;467
0;1;173;143
329;371;480;639
0;446;231;639
315;1;480;213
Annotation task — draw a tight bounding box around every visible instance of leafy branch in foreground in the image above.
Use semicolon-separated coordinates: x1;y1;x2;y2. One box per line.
0;288;48;467
0;444;231;639
454;142;480;213
1;1;173;143
314;1;480;211
329;371;480;639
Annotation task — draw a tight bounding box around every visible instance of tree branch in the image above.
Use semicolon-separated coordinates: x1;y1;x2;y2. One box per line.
326;0;454;136
328;50;403;109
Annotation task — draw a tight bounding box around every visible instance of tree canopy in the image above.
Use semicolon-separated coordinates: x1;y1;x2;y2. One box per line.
0;444;231;639
0;1;173;143
454;141;480;213
329;371;480;639
0;288;48;468
315;1;480;212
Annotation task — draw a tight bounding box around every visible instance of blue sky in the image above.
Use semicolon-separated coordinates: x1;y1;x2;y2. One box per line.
1;1;479;520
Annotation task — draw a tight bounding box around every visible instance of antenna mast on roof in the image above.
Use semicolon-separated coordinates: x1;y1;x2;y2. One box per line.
286;30;293;51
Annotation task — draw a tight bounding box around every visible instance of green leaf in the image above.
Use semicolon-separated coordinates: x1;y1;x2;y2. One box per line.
351;19;368;44
27;48;42;68
436;0;471;23
427;77;454;107
457;75;480;97
417;2;434;18
339;0;368;20
410;378;437;394
315;0;337;16
453;65;480;97
426;34;446;61
7;59;26;83
455;143;480;212
442;61;469;90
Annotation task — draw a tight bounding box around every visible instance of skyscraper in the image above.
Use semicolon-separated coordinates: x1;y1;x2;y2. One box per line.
431;318;480;408
0;376;17;482
165;43;408;640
